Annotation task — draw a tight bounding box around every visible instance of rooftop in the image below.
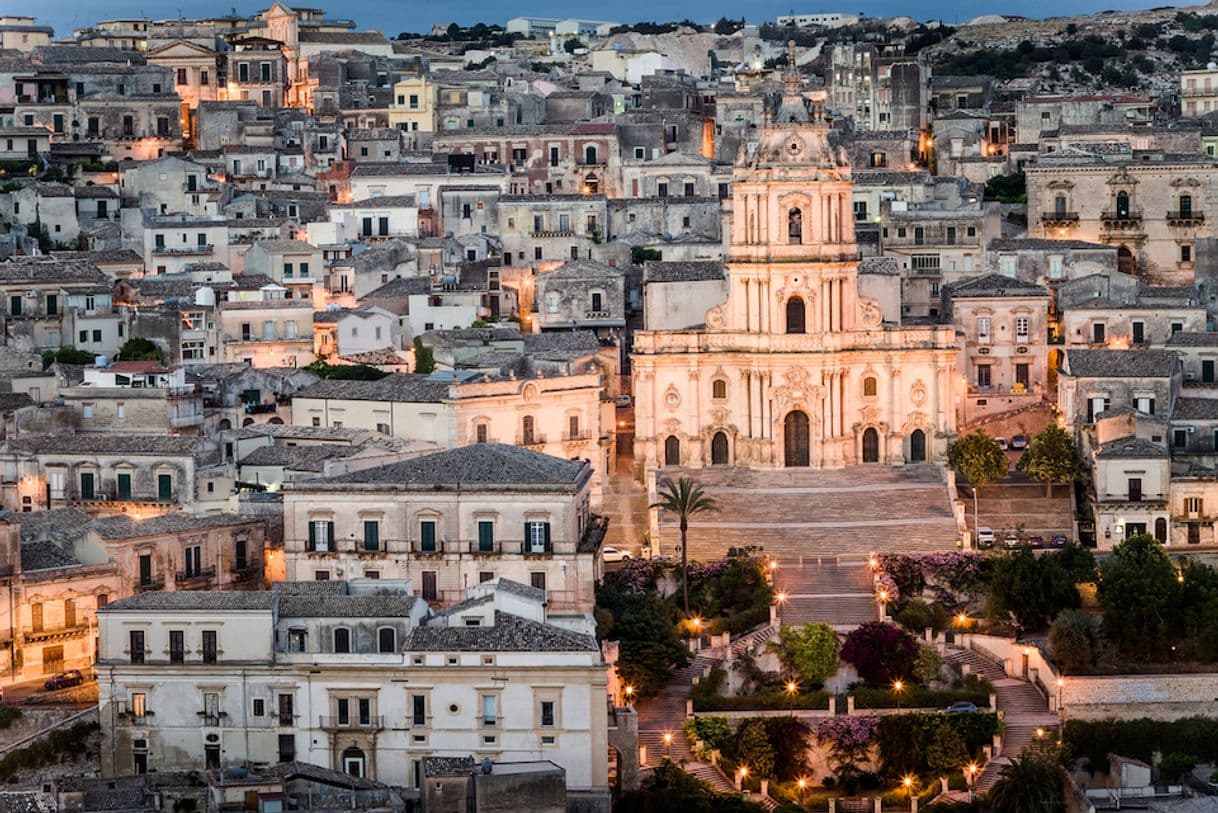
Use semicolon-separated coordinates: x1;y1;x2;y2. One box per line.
1065;349;1179;379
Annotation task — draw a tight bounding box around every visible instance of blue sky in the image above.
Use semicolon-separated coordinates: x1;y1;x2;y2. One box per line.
34;0;1197;42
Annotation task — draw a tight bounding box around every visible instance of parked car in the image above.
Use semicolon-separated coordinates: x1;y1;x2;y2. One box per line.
615;395;633;408
1011;434;1029;450
602;546;632;563
1025;535;1044;548
995;437;1009;451
44;669;85;691
1050;534;1069;548
976;527;995;547
942;702;979;714
1003;533;1021;549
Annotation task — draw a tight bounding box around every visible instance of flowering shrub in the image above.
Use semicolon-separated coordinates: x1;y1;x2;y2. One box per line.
602;558;666;596
841;622;920;685
814;715;880;775
876;552;991;608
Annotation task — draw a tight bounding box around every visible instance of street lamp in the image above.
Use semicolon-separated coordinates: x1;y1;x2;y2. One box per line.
892;679;904;709
663;731;673;756
903;774;915;800
797;777;808;804
1056;677;1064;712
965;763;978;801
776;591;788;604
624;685;634;704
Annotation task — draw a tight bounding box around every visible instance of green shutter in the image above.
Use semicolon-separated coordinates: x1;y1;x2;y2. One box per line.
364;520;379;551
307;522;316;551
478;521;493;552
326;522;335;549
543;522;551;551
421;521;435;551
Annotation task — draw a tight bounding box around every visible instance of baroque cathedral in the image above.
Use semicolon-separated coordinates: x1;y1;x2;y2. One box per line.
631;77;959;472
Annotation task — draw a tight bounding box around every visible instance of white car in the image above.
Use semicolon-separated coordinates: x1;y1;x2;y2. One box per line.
602;546;632;563
615;395;633;408
976;527;995;547
994;437;1009;451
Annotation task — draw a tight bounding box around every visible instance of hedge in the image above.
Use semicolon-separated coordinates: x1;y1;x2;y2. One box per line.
852;686;990;710
706;604;771;636
876;712;1002;777
1064;717;1218;769
692;689;833;712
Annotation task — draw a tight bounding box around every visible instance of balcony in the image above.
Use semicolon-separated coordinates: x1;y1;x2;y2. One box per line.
583;310;613;320
225;333;308;344
319;715;384;730
243;402;278;414
530;229;577;238
1100;211;1142;230
135;579;165;592
517;434;547;448
24;622;90;643
152;244;215;256
169;412;204;429
230;563;258;580
1167;210;1206;227
1040;211;1079;226
175;566;217;585
196;710;228;726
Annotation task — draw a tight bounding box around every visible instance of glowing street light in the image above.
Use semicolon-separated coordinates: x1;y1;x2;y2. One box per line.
624;685;635;704
776;591;788;604
663;731;673;755
892;679;905;709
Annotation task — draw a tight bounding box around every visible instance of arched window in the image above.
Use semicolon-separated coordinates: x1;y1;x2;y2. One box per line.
377;627;396;653
788;207;803;244
863;377;877;397
712;379;727;399
333;628;350;653
1180;193;1194;215
585;145;598;164
1116;190;1130;218
1054;194;1067;216
521;415;535;445
786;297;806;334
664;435;680;466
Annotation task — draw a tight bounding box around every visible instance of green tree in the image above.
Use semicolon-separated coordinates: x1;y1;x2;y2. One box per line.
1158;752;1196;783
412;336;435;374
948;431;1009;487
914;643;944;685
563;37;583;53
983;172;1026;204
1016;424;1086;497
735;719;776;780
772;622;840;686
1047;609;1096;675
41;346;97;368
306;360;389;380
651;477;720;616
610;593;689;696
927;722;969;779
1052;544;1098;583
114;337;165;362
986;749;1063;813
988;547;1079;631
1098;533;1179;660
713;16;745;35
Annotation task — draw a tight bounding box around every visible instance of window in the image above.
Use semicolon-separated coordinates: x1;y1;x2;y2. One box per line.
307;519;334;552
976;317;991;344
378;628;396;653
1049;256;1063;279
914;226;924;246
478;520;494;553
1092;323;1105;344
976;364;991;388
235;539;248;571
522;415;536;445
334;628;351;653
1132;321;1145;344
287;628;306;652
202;630;217;664
130;630;145;664
363;520;380;552
863;377;877;397
531;571;547;591
420;520;437;552
252;698;265;717
475;423;488;443
1186;497;1203;514
481;694;496;726
1128;477;1142;502
278;694;294;726
712;379;727;399
411;694;426;726
169;630;184;663
1015;316;1029;343
525;521;550;553
540;700;555;727
1182;244;1193;263
788;208;802;244
1135;396;1155;415
132;692;146;719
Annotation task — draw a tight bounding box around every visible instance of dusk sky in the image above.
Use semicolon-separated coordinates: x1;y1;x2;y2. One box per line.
33;0;1200;43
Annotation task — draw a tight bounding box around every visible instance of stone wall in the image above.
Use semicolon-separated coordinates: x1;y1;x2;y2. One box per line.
1060;673;1218;721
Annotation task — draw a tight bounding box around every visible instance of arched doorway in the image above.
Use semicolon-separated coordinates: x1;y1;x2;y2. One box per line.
217;418;231;430
664;435;680;466
341;746;365;778
862;427;880;463
909;429;926;462
1155;517;1167;543
786;297;806;334
784;411;810;467
1117;245;1135;276
242;417;255;427
710;431;728;465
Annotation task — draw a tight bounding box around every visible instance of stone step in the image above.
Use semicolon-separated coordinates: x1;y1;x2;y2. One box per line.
780;595;878;627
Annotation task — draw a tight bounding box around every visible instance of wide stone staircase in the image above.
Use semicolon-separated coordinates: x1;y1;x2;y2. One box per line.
962;473;1074;542
774;560;878;628
656;465;958;560
946;647;1059;796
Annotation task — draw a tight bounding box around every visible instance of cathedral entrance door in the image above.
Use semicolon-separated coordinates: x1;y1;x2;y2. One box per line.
909;429;926;462
862;427;880;463
664;436;681;466
711;432;729;465
784;411;810;467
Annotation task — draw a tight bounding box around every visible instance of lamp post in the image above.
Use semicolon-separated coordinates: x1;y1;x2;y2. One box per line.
1056;677;1064;714
972;486;979;547
663;731;672;757
786;680;798;708
965;763;978;802
624;685;634;705
797;777;808;805
892;679;904;710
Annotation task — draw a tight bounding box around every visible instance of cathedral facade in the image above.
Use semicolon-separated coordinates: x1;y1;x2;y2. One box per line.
631;91;959;472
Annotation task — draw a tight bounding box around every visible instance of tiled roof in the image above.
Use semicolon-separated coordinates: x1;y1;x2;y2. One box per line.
643;260;723;283
423;756;477;777
279;592;423;617
947;273;1048;298
859;257;900;275
0;258;108;285
988;238;1112;251
407;611;598;651
292;373;450;403
1173;398;1218;421
1166;332;1218;348
104;592;276;611
1065;349;1178;379
240;444;353;471
298;443;588;489
539;258;622;280
9;434;206;455
87;512;257;540
1095;436;1169;459
21;540;81;571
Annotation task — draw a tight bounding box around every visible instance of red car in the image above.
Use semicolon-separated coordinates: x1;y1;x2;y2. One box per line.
44;669;85;690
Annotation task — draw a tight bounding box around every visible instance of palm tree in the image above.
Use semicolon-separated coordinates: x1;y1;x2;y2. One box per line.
650;477;720;616
985;751;1063;813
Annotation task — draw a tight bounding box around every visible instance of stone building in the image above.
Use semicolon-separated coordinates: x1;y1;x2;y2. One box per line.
631;84;958;471
943;274;1050;425
534;259;625;340
96;579;613;811
828;44;930;133
281;444;604;617
1027;148;1218;284
1058;348;1181;441
498;195;608;267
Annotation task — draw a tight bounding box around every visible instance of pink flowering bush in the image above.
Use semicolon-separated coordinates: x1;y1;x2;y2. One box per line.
814;715;880;776
876;552;992;609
